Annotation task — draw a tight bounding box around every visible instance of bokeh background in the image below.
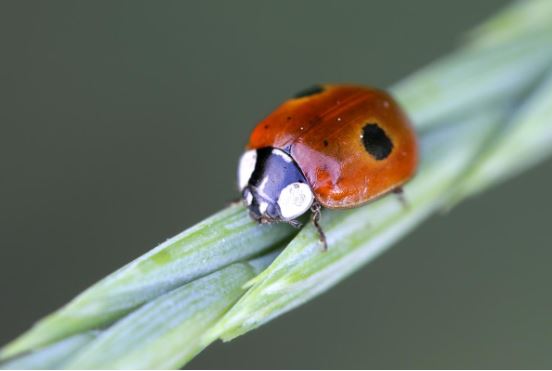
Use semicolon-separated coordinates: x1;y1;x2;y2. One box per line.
2;0;552;368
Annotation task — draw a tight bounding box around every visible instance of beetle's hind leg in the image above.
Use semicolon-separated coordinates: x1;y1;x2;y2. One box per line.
311;201;328;251
392;186;409;209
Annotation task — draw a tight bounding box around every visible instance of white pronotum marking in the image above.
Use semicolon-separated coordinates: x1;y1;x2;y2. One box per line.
277;182;314;220
271;148;293;163
238;150;257;190
259;201;269;214
244;189;253;205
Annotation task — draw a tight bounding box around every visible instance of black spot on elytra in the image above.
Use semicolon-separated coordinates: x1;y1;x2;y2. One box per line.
294;85;324;98
264;125;269;129
362;123;393;160
323;139;329;147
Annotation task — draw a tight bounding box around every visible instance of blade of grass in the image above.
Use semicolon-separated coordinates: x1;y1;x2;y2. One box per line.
64;252;279;369
0;333;97;370
466;0;552;48
0;205;294;360
393;27;552;129
448;67;552;205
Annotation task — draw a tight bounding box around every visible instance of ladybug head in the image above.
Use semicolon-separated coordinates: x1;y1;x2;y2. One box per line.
237;147;314;224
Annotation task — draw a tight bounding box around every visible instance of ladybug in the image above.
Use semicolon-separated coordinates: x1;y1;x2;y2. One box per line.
237;84;418;249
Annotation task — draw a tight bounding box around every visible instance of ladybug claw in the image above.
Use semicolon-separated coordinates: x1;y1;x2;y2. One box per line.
287;219;303;229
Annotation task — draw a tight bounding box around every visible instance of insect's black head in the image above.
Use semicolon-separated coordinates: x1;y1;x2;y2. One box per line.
238;147;314;224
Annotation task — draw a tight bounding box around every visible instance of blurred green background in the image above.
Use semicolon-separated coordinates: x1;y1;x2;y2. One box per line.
2;0;552;368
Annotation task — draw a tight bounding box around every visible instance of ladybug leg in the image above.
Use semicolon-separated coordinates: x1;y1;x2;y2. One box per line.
287;219;303;229
392;187;409;209
310;201;328;251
